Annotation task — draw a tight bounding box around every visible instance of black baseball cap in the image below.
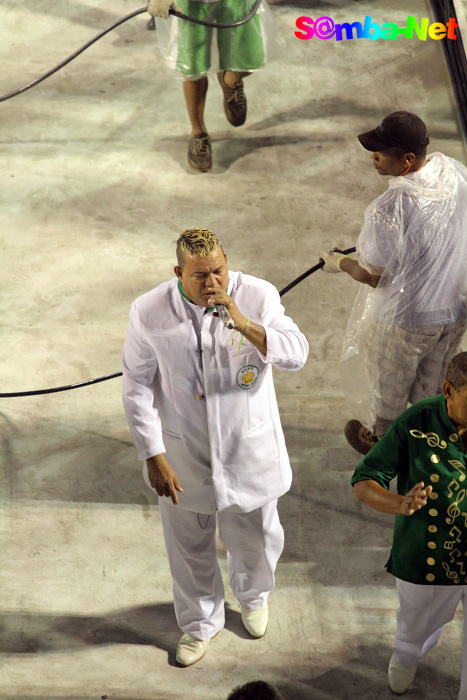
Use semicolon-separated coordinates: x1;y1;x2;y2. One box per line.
358;111;430;153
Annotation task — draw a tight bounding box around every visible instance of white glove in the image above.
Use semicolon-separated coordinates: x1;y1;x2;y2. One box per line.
319;249;349;273
147;0;179;18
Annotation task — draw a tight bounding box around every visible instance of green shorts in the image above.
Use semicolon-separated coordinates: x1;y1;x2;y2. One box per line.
176;0;265;78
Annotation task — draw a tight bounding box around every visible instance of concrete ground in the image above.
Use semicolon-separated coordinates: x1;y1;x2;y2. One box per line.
1;0;466;698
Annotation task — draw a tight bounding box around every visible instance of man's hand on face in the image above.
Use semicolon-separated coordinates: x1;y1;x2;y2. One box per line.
146;454;183;505
399;481;433;516
205;285;246;330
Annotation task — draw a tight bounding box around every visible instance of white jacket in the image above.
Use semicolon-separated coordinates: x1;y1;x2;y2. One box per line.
122;271;309;513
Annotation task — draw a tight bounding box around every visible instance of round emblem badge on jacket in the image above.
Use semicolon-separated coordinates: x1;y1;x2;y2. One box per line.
237;365;259;389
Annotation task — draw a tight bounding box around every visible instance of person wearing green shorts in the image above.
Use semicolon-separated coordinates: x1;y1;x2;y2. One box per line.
148;0;266;171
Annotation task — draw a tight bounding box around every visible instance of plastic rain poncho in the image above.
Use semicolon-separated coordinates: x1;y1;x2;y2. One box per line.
154;0;284;79
340;152;467;432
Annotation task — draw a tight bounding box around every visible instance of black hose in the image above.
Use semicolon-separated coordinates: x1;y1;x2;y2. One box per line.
278;246;356;296
0;247;356;398
429;0;467;140
0;373;124;398
0;0;262;103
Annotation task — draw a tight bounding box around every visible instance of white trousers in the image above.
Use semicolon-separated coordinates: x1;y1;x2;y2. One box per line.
394;579;467;699
159;498;284;641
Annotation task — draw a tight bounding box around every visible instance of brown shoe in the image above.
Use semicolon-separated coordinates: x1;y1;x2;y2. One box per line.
217;71;247;127
344;419;378;455
187;133;212;172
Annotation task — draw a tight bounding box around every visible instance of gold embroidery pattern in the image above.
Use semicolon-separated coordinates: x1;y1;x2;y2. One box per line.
445;488;466;525
409;430;447;448
447;525;462;543
440;485;467;582
448;548;463;566
409;429;466;584
447;479;460;498
442;562;460;583
448;459;467;482
425;470;466;585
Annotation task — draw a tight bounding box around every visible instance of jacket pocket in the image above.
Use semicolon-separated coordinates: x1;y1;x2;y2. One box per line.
244;417;272;438
231;418;279;471
227;418;283;495
162;427;182;441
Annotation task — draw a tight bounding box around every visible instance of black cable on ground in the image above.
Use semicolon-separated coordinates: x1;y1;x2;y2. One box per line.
0;373;124;398
0;247;356;397
0;0;262;103
429;0;467;139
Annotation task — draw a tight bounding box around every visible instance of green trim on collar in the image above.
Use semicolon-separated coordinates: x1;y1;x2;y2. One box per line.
177;280;193;303
177;280;214;313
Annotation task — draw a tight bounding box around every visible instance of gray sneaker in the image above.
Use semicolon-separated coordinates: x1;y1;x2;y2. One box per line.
187;133;212;172
217;72;247;127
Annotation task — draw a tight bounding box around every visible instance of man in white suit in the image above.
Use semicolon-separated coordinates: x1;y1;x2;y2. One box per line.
122;227;308;665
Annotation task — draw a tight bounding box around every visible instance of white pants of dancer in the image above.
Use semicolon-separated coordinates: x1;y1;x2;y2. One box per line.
159;498;284;641
394;579;467;699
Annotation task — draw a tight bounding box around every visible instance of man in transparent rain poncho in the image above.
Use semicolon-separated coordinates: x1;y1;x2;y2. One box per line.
320;111;467;455
147;0;280;172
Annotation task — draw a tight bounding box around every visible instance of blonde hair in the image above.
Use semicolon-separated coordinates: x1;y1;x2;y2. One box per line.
176;228;223;267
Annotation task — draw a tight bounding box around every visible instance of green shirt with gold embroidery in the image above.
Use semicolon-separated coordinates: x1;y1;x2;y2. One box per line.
351;395;466;585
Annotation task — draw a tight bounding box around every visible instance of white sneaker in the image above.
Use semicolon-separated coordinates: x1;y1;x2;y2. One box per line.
241;605;268;638
388;653;417;694
176;633;211;666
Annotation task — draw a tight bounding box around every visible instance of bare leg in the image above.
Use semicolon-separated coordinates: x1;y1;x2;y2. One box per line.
223;70;250;88
183;77;209;137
